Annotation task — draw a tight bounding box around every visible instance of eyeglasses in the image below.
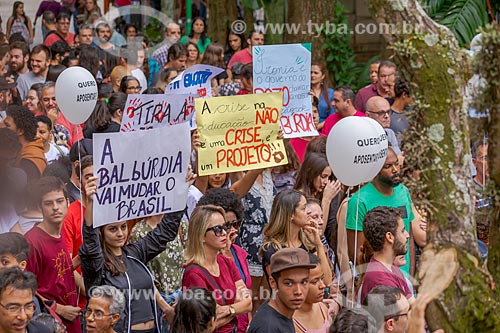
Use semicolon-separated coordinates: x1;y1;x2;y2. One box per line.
84;309;116;320
225;219;242;230
127;86;141;91
0;302;36;315
385;311;409;321
367;109;391;116
205;224;229;237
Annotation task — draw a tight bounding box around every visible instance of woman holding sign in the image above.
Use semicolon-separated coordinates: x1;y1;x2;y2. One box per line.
80;168;196;333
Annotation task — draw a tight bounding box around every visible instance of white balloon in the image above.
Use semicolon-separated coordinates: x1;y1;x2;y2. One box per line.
326;116;388;186
55;66;98;124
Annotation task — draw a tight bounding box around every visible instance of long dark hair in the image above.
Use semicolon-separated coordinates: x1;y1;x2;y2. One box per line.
98;225;128;276
294;152;331;199
188;17;207;46
171;288;216;333
311;62;332;114
11;1;26;21
224;30;248;61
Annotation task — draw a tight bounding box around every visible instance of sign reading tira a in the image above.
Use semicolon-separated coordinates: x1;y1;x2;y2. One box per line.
253;43;317;138
120;94;195;132
166;64;224;98
92;124;191;227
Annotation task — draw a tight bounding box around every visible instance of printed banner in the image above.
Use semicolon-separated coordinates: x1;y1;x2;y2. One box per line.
195;92;288;176
253;43;317;138
92;124;191;227
120;94;195;132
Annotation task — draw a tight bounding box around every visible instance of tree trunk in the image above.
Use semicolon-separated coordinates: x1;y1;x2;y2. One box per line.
477;24;500;293
207;0;238;44
367;1;500;331
285;1;336;62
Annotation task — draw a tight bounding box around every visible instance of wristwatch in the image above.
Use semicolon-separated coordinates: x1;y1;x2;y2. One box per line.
229;306;236;316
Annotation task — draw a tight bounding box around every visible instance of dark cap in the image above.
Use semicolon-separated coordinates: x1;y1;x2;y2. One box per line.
69;138;93;162
270;248;316;275
0;77;16;90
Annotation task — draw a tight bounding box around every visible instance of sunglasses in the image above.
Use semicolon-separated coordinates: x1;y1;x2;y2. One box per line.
206;224;229;237
225;220;242;230
367;109;391;116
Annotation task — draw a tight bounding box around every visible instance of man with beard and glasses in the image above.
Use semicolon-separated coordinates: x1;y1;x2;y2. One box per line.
360;207;415;305
345;147;426;275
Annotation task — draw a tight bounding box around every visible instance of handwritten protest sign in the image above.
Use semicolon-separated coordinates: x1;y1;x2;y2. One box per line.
92;123;191;227
195;92;288;176
166;64;224;98
120;94;195;132
253;43;317;138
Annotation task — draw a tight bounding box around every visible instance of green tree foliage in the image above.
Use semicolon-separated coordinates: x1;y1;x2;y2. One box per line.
420;0;490;46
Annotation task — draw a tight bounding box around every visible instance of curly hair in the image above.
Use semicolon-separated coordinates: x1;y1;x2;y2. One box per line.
362;207;401;252
196;188;244;220
6;105;37;142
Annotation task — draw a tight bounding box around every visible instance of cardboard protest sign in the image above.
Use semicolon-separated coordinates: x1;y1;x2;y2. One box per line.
92;123;191;227
166;64;224;98
253;43;317;138
195;92;288;176
120;94;195;132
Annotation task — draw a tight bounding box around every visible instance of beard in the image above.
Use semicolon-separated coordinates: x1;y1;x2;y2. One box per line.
393;237;407;256
379;172;401;188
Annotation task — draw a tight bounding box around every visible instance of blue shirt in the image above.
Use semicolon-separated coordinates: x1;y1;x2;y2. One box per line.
318;88;334;123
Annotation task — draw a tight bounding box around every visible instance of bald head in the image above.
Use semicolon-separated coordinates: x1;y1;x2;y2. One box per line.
366;96;391;128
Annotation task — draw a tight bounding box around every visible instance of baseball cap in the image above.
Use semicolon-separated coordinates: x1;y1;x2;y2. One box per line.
270;248;316;275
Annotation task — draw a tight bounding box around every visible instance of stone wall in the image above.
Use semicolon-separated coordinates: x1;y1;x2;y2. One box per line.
341;0;386;62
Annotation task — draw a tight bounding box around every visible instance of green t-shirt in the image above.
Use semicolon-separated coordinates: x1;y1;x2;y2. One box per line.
180;35;211;54
346;183;414;274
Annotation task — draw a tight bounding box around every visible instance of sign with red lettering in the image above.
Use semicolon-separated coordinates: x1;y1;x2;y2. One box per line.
253;43;317;138
195;92;288;176
120;94;195;132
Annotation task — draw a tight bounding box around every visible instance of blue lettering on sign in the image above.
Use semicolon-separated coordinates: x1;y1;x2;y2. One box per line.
183;70;212;88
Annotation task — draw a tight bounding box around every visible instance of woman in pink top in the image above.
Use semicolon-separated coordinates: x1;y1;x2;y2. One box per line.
293;255;335;333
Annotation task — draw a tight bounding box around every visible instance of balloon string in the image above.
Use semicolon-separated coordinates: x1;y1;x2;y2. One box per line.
352;184;361;305
77;139;82;306
340;186;350;307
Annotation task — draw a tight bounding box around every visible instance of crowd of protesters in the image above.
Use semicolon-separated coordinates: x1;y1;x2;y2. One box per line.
0;1;491;333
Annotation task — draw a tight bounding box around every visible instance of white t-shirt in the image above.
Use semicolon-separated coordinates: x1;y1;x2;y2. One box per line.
0;206;18;234
45;142;69;163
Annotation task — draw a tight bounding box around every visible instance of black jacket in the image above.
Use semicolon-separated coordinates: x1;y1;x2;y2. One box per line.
79;209;184;333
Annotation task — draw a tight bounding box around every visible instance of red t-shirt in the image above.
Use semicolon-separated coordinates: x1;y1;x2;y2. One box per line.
55;112;83;148
44;32;75;47
289;135;325;163
360;257;413;304
183;254;242;333
228;49;252;69
322;110;366;136
25;226;81;333
62;200;86;309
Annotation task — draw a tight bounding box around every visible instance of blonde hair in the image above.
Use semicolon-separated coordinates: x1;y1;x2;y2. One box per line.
260;190;315;255
184;205;226;266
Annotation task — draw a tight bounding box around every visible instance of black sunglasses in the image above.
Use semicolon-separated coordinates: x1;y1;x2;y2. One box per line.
225;220;242;230
206;224;229;237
